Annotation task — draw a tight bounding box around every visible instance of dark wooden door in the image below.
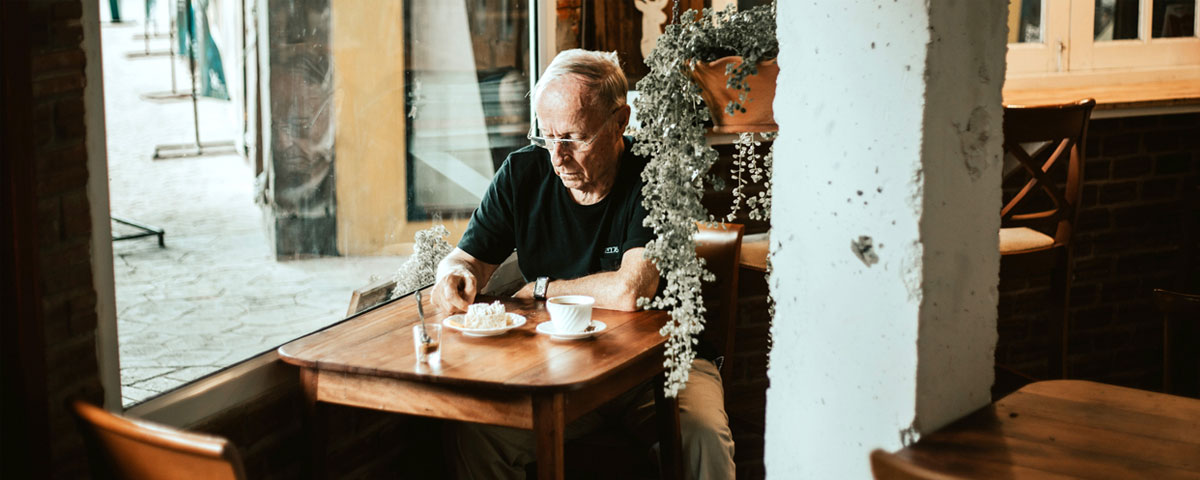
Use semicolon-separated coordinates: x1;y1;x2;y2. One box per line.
582;0;705;86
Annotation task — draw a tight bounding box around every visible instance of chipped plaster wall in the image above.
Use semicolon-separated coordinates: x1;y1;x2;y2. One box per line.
915;0;1005;435
765;1;1004;477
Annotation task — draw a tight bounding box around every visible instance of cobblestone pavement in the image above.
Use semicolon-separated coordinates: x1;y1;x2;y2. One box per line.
101;18;406;406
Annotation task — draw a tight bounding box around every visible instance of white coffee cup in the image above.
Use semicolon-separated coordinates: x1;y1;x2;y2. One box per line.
546;295;594;333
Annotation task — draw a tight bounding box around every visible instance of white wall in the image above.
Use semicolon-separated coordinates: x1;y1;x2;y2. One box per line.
83;0;121;411
765;1;1005;477
916;0;1007;434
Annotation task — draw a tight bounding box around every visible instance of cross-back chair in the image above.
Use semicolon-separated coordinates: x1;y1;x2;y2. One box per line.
995;98;1095;392
72;400;248;480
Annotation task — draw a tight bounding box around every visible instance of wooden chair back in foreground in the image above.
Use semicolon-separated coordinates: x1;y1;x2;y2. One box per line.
695;221;745;372
72;400;248;480
996;98;1096;385
1155;288;1200;397
869;449;966;480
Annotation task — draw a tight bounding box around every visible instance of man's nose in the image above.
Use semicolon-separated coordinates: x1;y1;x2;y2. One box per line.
549;141;570;162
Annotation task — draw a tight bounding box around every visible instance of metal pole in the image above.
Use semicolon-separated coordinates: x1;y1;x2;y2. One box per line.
186;0;201;147
143;9;151;54
169;13;178;94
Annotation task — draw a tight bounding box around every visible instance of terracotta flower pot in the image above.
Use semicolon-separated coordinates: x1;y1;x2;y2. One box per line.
691;56;779;134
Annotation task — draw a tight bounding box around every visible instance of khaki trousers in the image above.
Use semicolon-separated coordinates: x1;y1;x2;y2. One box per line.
448;359;735;480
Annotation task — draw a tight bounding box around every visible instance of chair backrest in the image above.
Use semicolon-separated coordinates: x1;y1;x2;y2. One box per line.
72;400;248;480
1001;98;1096;249
347;276;398;317
869;449;965;480
695;222;744;366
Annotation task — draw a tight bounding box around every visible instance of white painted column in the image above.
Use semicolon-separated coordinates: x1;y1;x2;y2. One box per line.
83;0;121;411
765;1;1006;477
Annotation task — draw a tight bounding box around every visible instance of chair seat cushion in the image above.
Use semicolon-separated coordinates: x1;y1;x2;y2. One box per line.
999;227;1054;255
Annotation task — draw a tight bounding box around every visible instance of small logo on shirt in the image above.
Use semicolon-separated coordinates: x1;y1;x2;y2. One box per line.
604;246;619;254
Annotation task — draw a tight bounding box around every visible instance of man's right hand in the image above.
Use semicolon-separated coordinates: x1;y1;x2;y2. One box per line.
432;248;500;313
432;266;478;313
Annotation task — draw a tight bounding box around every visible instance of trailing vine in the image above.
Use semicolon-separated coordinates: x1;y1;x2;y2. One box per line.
633;2;777;396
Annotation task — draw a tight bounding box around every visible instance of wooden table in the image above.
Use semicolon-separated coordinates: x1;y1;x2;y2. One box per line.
277;291;682;480
894;380;1200;478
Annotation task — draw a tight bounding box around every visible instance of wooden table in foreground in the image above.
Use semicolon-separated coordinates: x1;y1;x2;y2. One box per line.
277;291;681;480
896;380;1200;479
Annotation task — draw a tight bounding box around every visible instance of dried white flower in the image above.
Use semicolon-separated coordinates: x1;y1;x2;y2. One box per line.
390;225;453;299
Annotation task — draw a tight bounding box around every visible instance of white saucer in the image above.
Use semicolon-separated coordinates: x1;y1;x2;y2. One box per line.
535;321;606;340
443;313;526;337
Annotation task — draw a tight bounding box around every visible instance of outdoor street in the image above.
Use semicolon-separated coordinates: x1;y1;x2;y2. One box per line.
101;14;405;406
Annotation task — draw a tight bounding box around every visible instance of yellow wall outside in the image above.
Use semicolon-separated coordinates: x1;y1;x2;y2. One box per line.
1007;0;1021;43
331;0;471;256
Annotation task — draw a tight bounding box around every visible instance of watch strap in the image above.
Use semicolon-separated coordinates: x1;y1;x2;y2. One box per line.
534;276;549;300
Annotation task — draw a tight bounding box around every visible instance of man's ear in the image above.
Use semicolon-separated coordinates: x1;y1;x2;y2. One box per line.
615;104;632;133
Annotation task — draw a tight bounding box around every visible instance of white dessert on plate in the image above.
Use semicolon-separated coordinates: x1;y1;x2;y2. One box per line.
463;301;510;329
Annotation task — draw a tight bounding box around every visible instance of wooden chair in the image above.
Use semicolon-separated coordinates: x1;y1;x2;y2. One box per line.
869;449;966;480
694;222;745;375
996;98;1095;390
563;222;744;479
1155;288;1200;397
346;276;398;317
72;400;248;480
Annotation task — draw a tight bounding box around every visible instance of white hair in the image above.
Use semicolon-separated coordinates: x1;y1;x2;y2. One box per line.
531;49;628;112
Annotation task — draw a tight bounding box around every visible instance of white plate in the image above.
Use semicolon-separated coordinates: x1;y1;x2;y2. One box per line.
443;313;526;337
535;321;606;340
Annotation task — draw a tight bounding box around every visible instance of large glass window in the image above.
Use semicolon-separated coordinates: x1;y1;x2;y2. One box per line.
105;0;533;406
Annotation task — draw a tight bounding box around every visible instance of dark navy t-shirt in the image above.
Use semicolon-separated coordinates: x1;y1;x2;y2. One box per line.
458;137;655;282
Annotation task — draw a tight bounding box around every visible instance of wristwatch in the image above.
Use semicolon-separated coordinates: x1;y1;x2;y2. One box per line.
533;276;549;301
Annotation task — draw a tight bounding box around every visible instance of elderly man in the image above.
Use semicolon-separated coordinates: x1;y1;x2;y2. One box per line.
431;49;735;479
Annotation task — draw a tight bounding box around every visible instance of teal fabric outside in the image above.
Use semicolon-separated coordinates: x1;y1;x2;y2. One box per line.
175;0;229;100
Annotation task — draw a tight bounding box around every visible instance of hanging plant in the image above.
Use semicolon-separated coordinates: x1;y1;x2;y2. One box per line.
634;2;777;396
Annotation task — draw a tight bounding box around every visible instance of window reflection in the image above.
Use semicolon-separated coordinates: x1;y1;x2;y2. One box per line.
1009;0;1043;43
1152;0;1196;38
405;0;530;220
1095;0;1141;41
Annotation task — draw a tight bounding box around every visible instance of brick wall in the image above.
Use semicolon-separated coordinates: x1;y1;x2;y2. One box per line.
23;0;107;477
997;112;1200;389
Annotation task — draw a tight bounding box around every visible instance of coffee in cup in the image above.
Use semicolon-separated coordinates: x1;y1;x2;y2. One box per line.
546;295;594;333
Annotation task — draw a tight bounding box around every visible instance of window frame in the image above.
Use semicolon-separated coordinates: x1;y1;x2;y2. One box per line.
1007;0;1072;75
1070;0;1200;71
1007;0;1200;81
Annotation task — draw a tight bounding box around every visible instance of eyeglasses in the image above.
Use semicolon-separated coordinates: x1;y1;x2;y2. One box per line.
527;110;618;153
